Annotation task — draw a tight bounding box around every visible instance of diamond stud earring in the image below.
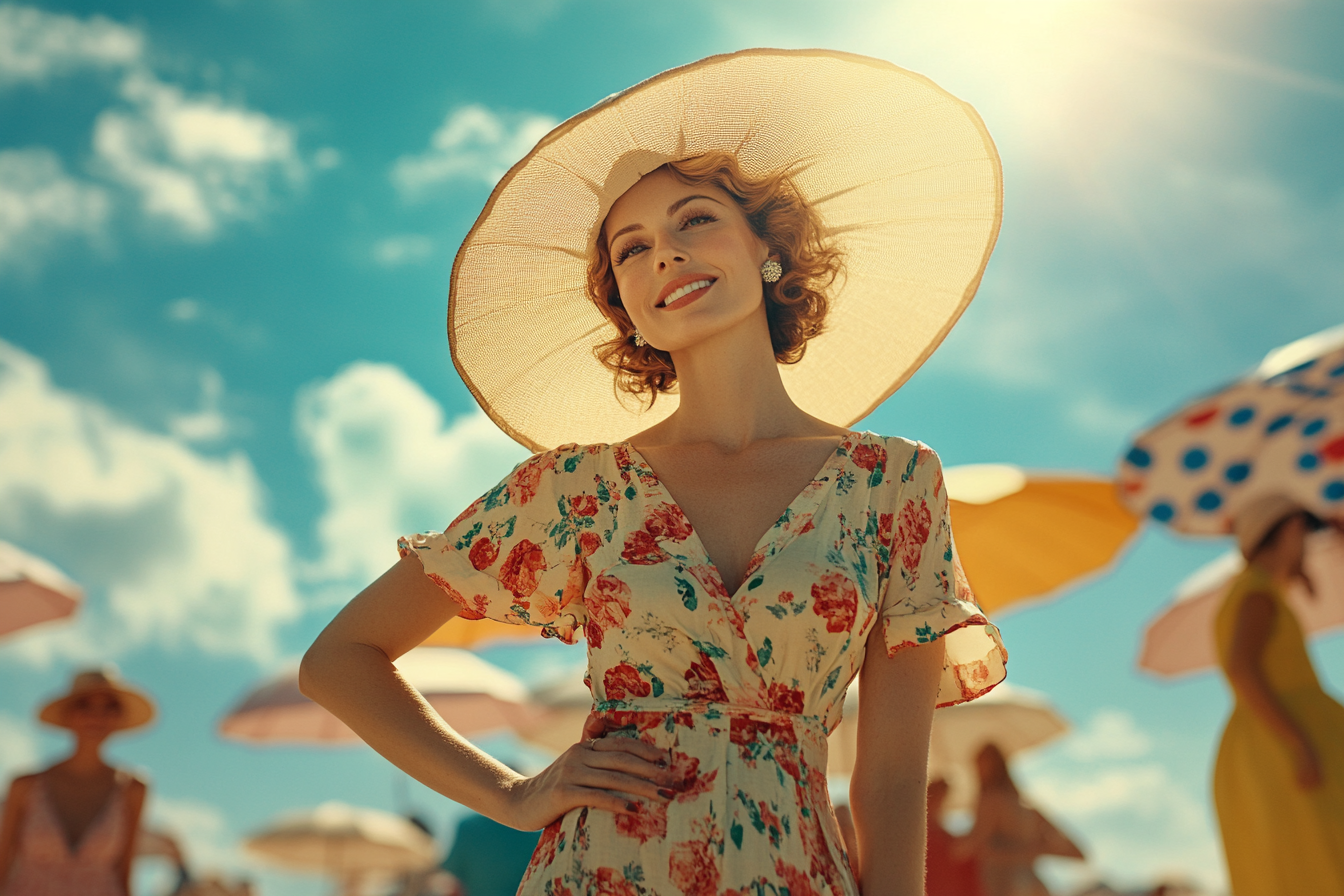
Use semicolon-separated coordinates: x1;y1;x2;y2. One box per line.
632;330;647;347
761;259;783;283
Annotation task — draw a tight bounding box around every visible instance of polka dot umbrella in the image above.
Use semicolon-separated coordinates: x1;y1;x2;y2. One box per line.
1118;323;1344;533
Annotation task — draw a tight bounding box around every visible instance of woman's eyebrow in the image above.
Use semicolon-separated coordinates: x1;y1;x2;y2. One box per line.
608;194;725;248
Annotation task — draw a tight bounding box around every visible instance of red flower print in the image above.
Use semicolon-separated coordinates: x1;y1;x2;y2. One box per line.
896;496;932;573
571;494;599;517
498;539;546;599
583;574;631;650
604;662;652;701
578;531;602;558
512;460;543;505
684;655;728;703
811;571;858;633
645;503;693;541
777;590;795;604
877;512;894;547
768;681;805;715
729;717;800;779
467;537;498;571
426;574;481;618
775;859;821;896
615;800;667;843
667;750;718;802
850;442;886;473
532;820;562;869
592;868;641;896
621;529;666;565
669;840;721;896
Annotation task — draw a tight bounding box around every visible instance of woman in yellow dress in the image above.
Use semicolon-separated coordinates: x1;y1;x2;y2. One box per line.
1214;493;1344;894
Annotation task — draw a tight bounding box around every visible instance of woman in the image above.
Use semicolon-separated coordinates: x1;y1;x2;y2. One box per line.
925;778;982;896
1214;493;1344;894
954;743;1081;896
0;668;153;895
302;49;1007;896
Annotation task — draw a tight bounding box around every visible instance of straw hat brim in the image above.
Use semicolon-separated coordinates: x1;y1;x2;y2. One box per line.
449;48;1003;452
39;685;156;731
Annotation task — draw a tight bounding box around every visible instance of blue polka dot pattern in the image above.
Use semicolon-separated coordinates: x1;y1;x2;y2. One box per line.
1225;462;1252;484
1298;453;1320;471
1303;418;1327;437
1228;407;1256;426
1182;448;1209;471
1330;363;1344;378
1196;490;1222;512
1150;502;1175;522
1125;446;1152;468
1324;481;1344;502
1266;415;1294;434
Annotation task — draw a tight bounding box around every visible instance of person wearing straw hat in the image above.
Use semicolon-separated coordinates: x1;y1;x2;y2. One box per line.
1213;494;1344;894
302;48;1007;896
0;667;153;895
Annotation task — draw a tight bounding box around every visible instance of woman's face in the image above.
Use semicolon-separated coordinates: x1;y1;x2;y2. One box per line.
65;691;123;739
604;168;771;353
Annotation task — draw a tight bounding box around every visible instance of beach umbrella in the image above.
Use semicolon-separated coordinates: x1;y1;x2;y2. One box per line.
513;671;593;754
1118;322;1344;533
245;801;436;884
1138;527;1344;677
219;647;534;744
945;465;1141;614
420;615;542;649
827;683;1068;806
0;540;82;638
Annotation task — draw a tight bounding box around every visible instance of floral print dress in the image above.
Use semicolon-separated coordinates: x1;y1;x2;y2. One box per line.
400;432;1007;896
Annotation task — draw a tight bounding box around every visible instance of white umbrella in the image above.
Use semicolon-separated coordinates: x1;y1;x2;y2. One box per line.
245;801;437;881
1138;528;1344;677
220;647;535;744
827;682;1068;809
1118;323;1344;534
0;540;82;638
514;670;593;754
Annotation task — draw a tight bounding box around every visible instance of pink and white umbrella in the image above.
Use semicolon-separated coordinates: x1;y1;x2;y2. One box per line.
1118;323;1344;533
1139;528;1344;677
0;540;82;638
245;801;437;887
220;647;535;744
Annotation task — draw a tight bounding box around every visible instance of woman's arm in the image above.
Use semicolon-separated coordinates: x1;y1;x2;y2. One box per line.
1225;590;1322;789
0;775;33;884
300;554;671;831
116;778;147;894
849;629;945;896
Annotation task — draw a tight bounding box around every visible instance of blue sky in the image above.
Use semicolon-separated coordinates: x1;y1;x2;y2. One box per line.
1;1;1342;893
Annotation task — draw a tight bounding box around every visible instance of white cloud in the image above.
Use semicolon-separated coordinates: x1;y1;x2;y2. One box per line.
93;72;303;238
1014;710;1226;893
0;148;110;271
0;3;143;86
372;233;434;267
168;369;229;443
0;339;301;664
0;711;41;781
391;104;556;199
295;362;529;586
147;794;239;875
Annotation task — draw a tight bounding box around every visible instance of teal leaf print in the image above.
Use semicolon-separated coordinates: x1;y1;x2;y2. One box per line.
822;665;842;694
766;605;788;620
758;637;773;667
452;521;482;551
483;481;511;511
636;662;666;698
624;485;637;500
916;623;935;643
596;479;610;503
563;454;581;473
730;819;744;849
624;862;645;883
675;576;697;611
868;467;885;488
692;639;728;659
747;575;764;591
945;543;954;562
835;470;856;496
902;450;918;483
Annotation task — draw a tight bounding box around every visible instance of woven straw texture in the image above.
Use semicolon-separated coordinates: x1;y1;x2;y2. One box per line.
450;48;1002;451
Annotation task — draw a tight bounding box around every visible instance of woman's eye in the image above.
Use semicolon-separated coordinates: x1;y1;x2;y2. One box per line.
615;243;647;265
682;213;716;228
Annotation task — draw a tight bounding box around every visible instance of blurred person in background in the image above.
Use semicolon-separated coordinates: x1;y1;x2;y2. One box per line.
0;667;152;895
1214;495;1344;894
954;743;1082;896
925;778;982;896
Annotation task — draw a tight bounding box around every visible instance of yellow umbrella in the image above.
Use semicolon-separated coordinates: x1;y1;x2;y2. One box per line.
946;465;1141;614
419;615;540;648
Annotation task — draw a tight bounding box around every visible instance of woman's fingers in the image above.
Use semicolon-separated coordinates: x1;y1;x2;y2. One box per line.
589;733;668;766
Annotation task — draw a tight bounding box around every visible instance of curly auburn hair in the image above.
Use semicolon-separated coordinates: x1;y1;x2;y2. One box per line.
587;152;843;404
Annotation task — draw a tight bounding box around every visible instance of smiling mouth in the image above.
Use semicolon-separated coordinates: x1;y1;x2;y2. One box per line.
657;278;716;309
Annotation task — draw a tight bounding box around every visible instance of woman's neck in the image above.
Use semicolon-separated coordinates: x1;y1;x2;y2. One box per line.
657;311;822;450
57;737;111;776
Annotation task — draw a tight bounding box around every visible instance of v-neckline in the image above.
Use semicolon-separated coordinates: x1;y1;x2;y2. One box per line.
617;432;858;598
38;772;122;857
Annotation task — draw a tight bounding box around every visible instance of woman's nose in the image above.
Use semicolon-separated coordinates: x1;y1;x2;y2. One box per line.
654;238;688;271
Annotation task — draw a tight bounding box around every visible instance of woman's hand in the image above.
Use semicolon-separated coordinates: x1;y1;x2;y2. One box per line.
502;732;673;831
1290;731;1324;790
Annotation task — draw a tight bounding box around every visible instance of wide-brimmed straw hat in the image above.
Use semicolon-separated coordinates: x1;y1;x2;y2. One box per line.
449;48;1003;451
38;666;156;731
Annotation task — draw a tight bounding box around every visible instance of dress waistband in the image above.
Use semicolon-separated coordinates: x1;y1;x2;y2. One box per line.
594;697;829;736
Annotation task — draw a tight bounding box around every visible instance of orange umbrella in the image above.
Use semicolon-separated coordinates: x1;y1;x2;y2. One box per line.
0;540;82;638
420;615;541;649
946;465;1141;614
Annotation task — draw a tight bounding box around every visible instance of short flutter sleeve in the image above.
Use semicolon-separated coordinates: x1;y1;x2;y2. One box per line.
398;444;598;644
876;440;1007;707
